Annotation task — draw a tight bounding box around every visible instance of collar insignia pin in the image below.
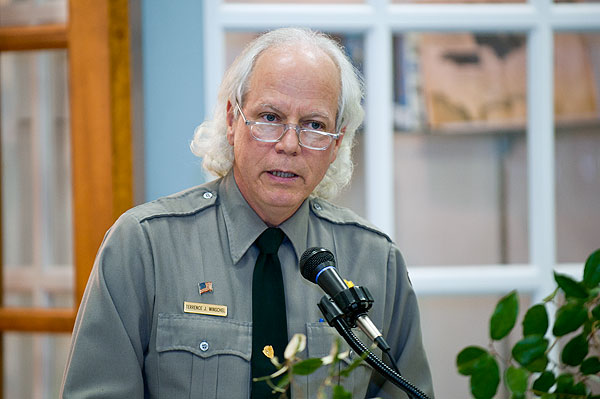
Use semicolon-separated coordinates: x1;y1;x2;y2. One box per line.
198;281;213;295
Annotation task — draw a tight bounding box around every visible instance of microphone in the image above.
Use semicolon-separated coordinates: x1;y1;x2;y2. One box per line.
300;247;347;298
299;247;390;352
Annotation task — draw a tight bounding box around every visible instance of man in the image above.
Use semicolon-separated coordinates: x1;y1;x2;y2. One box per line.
61;27;434;398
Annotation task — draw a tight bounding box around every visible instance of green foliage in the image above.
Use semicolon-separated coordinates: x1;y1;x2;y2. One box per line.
457;248;600;399
512;335;549;371
490;291;519;340
292;357;324;375
471;356;500;399
553;301;588;337
523;304;549;336
457;346;490;375
255;335;360;399
561;334;588;366
532;370;555;393
580;357;600;375
583;249;600;288
506;366;529;395
332;385;353;399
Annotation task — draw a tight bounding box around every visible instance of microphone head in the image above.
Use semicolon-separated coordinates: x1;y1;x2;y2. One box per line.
300;247;336;283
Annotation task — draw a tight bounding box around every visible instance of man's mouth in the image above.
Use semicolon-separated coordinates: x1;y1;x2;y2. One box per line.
269;170;298;178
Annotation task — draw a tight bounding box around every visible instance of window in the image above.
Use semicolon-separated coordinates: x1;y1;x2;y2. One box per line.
0;0;136;397
204;1;600;397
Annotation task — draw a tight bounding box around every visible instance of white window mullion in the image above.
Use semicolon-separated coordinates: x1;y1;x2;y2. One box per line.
219;3;374;30
551;3;600;30
410;265;541;295
364;22;395;238
528;0;556;304
388;4;536;32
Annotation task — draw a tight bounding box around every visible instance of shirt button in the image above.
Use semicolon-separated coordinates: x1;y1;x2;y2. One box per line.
314;203;322;211
199;341;209;352
203;192;213;199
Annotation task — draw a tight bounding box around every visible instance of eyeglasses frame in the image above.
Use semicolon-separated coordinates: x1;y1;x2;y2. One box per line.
235;102;340;151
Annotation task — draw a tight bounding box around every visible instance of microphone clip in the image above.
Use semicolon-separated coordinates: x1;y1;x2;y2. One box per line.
318;285;374;328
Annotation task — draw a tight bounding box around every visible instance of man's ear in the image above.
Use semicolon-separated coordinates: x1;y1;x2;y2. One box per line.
226;100;235;145
330;130;345;163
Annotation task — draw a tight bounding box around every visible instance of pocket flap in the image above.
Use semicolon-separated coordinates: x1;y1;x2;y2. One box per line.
157;313;252;360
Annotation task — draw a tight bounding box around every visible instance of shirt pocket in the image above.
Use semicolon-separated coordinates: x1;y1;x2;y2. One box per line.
305;323;374;398
156;313;252;398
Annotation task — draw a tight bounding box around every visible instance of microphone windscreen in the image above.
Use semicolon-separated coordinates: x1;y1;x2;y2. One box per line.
300;247;335;282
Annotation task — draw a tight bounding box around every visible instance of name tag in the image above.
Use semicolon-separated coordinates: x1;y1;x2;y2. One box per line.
183;301;228;317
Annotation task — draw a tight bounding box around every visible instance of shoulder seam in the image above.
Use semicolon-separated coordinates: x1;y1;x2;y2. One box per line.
309;198;392;242
127;186;219;224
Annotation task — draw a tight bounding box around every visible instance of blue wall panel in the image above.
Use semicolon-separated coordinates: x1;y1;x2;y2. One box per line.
142;1;206;201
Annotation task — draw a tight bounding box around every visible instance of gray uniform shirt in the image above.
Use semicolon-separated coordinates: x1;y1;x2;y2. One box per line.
61;172;434;398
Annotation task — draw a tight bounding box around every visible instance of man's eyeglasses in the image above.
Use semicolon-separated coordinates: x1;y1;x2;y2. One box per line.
235;103;340;151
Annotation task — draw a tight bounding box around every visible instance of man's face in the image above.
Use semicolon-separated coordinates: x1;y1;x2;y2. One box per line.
227;45;342;226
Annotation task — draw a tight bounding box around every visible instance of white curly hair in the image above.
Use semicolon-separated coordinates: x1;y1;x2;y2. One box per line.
190;27;364;199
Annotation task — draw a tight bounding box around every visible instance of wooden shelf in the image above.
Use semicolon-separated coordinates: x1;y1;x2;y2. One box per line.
0;307;75;333
0;24;67;51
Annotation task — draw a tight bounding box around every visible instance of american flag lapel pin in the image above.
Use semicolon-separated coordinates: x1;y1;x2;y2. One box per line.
198;281;213;295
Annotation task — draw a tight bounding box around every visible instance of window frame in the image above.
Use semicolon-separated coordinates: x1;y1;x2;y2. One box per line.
202;0;600;303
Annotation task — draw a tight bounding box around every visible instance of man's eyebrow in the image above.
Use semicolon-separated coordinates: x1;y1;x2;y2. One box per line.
257;103;283;114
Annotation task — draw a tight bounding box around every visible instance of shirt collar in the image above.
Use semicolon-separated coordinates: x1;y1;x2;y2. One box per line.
279;198;309;264
219;171;309;265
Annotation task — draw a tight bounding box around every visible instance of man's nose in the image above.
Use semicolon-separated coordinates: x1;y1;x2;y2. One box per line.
275;125;301;155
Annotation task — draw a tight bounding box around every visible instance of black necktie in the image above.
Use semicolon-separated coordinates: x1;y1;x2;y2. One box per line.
251;227;288;398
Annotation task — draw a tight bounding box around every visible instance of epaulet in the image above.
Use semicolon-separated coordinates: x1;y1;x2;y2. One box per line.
126;179;220;223
308;197;392;242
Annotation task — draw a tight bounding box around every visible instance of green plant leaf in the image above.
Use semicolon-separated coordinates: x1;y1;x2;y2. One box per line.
457;346;489;376
522;304;549;336
512;335;549;367
490;291;519;340
332;385;352;399
339;352;368;378
524;355;548;373
540;394;557;399
555;374;574;394
505;366;529;395
581;356;600;375
470;355;500;399
552;302;588;336
583;248;600;288
542;287;559;303
554;272;589;299
291;357;323;375
532;370;555;393
570;382;587;396
275;373;290;389
561;333;589;366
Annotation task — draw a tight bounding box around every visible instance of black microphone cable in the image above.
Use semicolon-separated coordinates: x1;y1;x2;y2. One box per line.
303;248;432;399
330;316;430;399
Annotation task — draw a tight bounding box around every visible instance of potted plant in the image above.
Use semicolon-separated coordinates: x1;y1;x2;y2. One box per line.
457;249;600;399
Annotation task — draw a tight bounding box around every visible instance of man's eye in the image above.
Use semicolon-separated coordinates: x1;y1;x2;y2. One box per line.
307;121;325;131
262;114;278;123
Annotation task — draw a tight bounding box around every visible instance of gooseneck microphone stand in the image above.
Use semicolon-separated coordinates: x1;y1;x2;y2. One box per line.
317;293;431;399
299;247;431;399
